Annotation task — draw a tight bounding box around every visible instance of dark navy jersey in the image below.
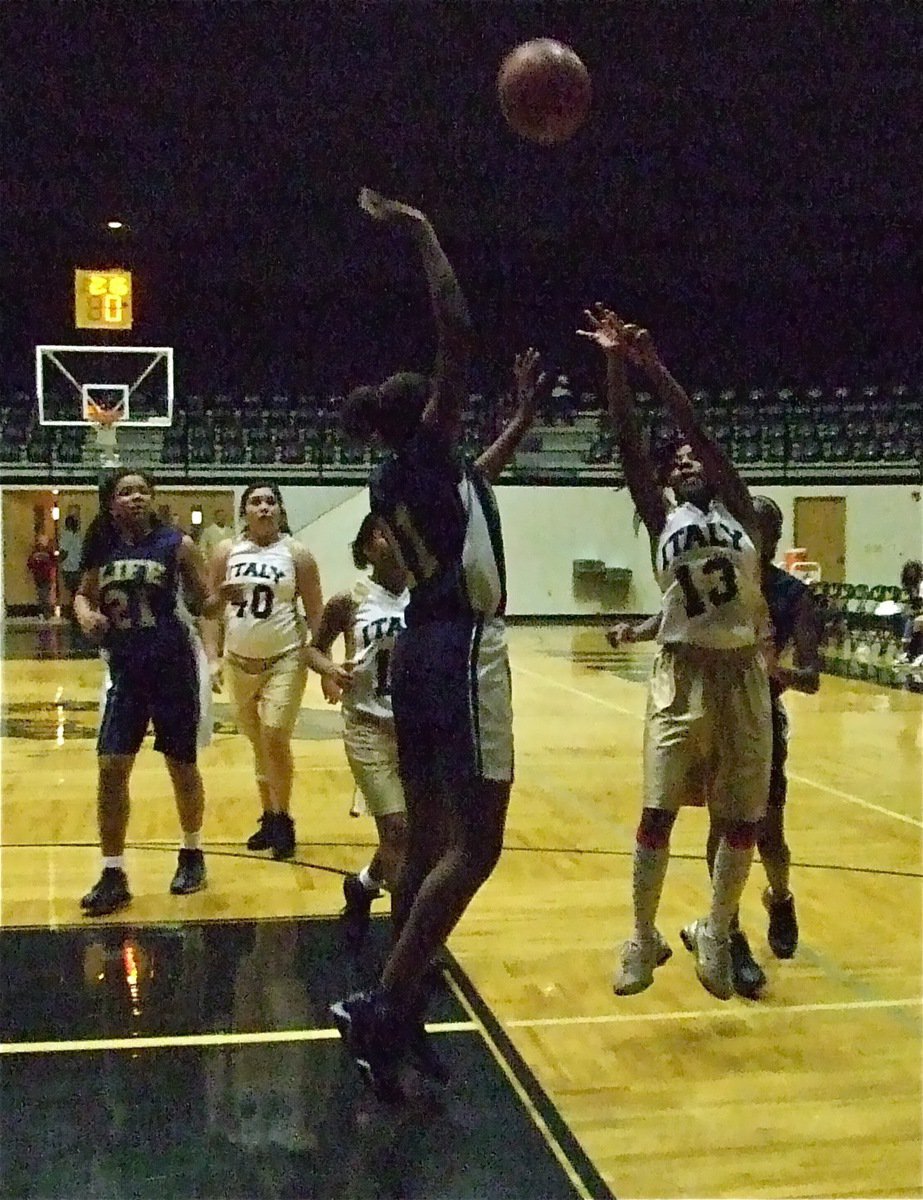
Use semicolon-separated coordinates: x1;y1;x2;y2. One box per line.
369;422;507;625
90;524;193;671
764;563;809;655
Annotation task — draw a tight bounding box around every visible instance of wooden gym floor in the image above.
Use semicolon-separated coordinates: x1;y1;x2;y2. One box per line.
1;621;921;1198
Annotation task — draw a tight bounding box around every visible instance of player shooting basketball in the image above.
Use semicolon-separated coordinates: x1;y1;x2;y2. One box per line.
579;306;773;1001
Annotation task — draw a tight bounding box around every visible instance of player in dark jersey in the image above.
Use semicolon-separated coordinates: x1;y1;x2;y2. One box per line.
74;469;219;917
703;495;820;990
330;190;540;1099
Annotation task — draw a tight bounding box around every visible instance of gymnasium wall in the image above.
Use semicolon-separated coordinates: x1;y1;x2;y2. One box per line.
272;482;923;615
2;483;920;616
0;489;234;609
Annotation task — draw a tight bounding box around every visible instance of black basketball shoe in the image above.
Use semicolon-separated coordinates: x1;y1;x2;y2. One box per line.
81;868;132;917
170;849;207;895
271;813;296;861
246;813;275;851
330;989;407;1103
763;888;799;958
730;928;766;998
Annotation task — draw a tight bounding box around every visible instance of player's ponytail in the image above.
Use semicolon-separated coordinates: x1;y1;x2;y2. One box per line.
351;513;379;571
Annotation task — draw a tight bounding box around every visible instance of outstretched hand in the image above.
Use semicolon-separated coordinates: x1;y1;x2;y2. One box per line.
512;347;545;416
321;662;353;705
606;622;636;649
576;305;660;371
358;187;426;226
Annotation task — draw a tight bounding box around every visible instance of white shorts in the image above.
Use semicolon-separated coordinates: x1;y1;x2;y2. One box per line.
342;711;406;819
225;647;307;735
643;643;772;823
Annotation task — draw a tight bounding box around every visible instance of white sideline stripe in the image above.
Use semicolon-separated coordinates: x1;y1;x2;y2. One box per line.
0;1020;477;1055
787;771;923;830
514;665;639;720
506;996;923;1030
514;663;923;830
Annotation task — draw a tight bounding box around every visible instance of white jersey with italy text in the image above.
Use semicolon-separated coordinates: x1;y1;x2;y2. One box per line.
342;577;409;723
655;499;765;649
223;536;306;659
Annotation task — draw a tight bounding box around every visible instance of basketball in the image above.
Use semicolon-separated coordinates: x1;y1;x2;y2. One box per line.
497;39;591;145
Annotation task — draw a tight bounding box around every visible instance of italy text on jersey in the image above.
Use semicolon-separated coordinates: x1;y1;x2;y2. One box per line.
345;579;409;722
656;502;764;649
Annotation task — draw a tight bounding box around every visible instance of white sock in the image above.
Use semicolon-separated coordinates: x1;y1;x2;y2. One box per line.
103;855;125;871
709;839;755;939
182;831;202;851
631;841;670;943
358;865;381;893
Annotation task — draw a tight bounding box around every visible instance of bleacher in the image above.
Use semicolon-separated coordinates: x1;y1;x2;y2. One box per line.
1;382;920;481
812;581;922;691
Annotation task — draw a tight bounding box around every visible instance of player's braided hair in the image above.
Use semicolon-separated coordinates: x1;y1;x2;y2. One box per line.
80;467;160;571
753;494;783;533
351;513;380;570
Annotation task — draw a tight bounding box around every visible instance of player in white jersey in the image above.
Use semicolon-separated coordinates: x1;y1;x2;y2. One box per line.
304;513;410;947
208;482;323;861
609;496;821;997
580;307;772;1001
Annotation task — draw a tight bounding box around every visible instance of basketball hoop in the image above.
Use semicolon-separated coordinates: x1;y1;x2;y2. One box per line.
85;398;125;466
85;400;125;427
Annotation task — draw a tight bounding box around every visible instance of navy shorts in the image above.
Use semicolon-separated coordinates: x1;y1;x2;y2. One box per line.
98;648;201;764
391;617;513;792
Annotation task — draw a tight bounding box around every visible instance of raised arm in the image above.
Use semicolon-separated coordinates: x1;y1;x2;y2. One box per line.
616;320;758;535
359;187;473;437
577;306;667;538
475;348;545;483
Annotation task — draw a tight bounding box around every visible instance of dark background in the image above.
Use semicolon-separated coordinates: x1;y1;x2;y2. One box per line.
2;0;920;396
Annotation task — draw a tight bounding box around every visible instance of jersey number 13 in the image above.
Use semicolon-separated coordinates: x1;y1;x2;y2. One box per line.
674;555;739;618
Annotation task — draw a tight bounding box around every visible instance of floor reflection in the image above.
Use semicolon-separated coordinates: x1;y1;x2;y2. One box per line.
0;917;609;1199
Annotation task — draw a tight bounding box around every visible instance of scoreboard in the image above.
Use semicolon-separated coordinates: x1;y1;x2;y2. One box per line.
74;269;133;330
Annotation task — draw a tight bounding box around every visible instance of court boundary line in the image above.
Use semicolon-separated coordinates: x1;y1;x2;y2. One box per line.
0;1020;477;1056
505;995;923;1030
513;663;923;830
445;961;615;1200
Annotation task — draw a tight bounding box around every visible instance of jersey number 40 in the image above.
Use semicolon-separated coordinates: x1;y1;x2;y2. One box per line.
234;584;274;620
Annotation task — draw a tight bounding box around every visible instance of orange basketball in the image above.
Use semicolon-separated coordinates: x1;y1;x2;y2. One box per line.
497;39;591;145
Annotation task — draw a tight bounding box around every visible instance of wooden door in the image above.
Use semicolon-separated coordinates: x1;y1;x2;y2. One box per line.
794;495;846;582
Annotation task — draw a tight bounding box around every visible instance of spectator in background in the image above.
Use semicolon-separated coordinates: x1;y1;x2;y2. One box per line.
550;373;575;423
58;513;84;615
27;533;56;619
199;506;235;563
898;559;923;664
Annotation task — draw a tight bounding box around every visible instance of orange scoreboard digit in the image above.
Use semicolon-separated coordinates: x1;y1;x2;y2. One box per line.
74;269;133;330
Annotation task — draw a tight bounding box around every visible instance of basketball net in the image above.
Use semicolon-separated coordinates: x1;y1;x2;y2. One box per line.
85;399;125;467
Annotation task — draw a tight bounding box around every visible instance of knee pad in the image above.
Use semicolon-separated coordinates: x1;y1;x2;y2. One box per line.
636;810;674;850
725;821;759;850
